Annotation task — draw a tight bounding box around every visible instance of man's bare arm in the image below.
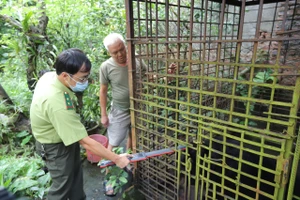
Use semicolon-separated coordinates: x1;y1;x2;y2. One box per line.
99;84;109;127
79;136;129;168
99;84;108;115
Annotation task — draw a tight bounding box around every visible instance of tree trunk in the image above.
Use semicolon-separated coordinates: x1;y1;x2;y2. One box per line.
26;1;50;91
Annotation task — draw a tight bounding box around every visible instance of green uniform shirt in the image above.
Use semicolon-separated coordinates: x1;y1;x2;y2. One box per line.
99;57;145;111
30;72;87;146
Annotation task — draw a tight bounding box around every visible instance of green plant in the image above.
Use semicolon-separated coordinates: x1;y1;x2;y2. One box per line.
15;130;33;146
0;123;12;145
0;1;130;198
0;100;34;149
99;147;131;195
237;68;274;100
0;155;51;199
80;82;101;129
0;72;33;118
0;103;19;144
235;68;275;126
1;0;127;126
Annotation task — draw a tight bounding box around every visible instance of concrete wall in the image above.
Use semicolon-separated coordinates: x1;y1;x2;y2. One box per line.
239;0;300;86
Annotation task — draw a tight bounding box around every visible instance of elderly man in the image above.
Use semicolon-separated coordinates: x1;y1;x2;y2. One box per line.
99;33;143;196
99;33;140;153
99;33;176;196
30;48;130;200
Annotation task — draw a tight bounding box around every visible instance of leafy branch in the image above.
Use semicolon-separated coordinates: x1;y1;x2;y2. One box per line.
99;147;131;195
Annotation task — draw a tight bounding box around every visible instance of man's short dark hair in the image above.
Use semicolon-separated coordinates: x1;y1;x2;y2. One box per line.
54;48;91;75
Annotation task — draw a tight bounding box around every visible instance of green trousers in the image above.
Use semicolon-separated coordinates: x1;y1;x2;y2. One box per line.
36;141;86;200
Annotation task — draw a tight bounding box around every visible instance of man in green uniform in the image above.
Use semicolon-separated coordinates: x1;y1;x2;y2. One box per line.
30;48;130;200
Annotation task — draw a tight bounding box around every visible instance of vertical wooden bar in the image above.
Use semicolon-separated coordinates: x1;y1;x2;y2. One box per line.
279;1;298;199
155;0;159;134
230;0;244;122
185;0;195;141
164;0;170;149
245;0;264;127
125;0;137;155
213;0;225;119
175;0;181;197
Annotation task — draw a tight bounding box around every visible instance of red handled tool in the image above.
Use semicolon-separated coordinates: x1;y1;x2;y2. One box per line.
99;145;186;168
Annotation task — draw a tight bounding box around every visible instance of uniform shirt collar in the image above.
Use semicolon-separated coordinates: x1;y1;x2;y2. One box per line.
52;72;76;98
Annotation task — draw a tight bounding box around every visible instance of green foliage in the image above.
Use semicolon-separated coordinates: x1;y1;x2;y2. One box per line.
235;68;274;126
16;130;33;146
0;98;33;146
22;11;33;32
0;131;35;158
0;123;12;145
1;0;127;128
0;79;32;117
0;155;51;199
81;81;101;129
253;69;274;83
99;147;130;195
237;68;274;100
46;0;126;54
0;0;129;199
0;1;55;80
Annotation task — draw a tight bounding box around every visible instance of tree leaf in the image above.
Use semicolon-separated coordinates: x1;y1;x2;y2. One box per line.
10;177;38;193
21;135;32;146
119;177;127;184
22;11;33;32
16;130;29;137
109;175;117;181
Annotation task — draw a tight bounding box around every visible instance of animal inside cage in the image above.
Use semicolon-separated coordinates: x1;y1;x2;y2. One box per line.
125;0;300;199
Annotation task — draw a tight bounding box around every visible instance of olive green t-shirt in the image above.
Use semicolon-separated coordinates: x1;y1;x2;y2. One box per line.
30;72;87;146
99;58;145;111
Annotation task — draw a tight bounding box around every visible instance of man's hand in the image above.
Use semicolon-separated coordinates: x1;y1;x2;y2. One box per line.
167;63;177;74
114;154;131;168
167;63;177;83
148;63;177;82
101;115;109;128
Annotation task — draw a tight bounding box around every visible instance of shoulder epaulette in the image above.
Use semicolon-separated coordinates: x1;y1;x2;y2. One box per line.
64;92;74;110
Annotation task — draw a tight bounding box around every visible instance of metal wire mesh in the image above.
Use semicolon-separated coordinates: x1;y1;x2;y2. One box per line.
125;0;300;199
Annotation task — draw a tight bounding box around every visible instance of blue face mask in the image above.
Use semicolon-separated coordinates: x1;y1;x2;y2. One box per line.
67;74;89;92
70;80;88;92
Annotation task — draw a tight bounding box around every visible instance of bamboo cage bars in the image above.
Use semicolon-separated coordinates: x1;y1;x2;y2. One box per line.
125;0;300;199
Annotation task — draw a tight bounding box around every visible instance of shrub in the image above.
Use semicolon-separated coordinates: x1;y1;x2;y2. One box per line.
0;155;51;199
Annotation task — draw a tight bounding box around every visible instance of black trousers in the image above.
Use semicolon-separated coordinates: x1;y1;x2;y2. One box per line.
36;141;86;200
